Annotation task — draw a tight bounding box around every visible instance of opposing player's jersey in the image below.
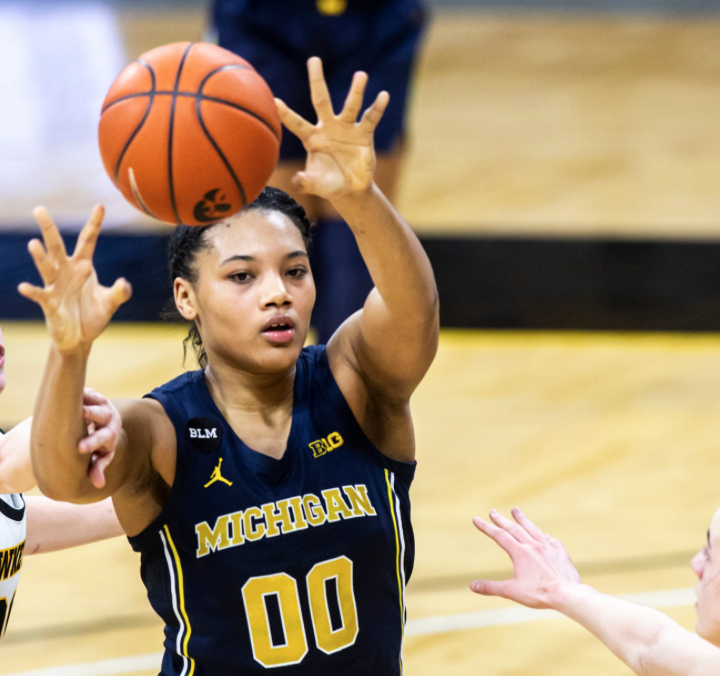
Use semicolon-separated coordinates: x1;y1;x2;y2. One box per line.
0;491;26;644
129;345;415;675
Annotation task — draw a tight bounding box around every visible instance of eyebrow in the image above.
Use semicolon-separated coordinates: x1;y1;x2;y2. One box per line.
708;529;712;548
220;251;308;265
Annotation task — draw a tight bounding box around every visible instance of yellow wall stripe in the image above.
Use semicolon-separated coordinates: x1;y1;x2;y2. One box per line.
385;469;404;673
163;525;196;676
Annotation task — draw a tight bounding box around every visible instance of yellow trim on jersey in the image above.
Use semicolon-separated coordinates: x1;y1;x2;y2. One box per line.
385;469;404;673
163;525;196;676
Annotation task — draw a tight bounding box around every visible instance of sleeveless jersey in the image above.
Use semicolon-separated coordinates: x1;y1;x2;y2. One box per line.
0;469;26;644
129;345;415;675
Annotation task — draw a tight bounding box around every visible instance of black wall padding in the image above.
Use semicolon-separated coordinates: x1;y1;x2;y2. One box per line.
0;233;172;321
4;233;720;331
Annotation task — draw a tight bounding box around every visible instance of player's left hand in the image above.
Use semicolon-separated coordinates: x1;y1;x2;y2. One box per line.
77;387;122;489
470;507;582;609
275;56;389;201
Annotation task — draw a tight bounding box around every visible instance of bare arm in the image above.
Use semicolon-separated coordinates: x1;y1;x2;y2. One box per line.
0;418;34;494
472;509;720;676
0;389;125;495
18;205;139;502
553;583;720;676
24;496;124;554
276;58;439;401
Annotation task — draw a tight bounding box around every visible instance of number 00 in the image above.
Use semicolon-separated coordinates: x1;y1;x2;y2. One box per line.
242;556;359;668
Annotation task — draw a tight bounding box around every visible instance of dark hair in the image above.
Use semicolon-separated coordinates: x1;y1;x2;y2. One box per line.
164;186;313;367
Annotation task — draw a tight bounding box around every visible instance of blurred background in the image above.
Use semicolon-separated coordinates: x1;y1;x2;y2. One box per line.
2;0;720;675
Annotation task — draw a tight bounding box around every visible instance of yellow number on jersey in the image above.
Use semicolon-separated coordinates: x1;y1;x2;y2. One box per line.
242;557;359;668
242;574;308;668
307;556;358;654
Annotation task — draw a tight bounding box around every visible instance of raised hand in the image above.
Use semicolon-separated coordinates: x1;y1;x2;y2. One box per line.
78;387;122;489
470;507;582;609
275;57;389;201
18;206;132;352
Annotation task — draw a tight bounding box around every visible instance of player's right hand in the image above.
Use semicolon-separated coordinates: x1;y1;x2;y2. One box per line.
18;205;132;352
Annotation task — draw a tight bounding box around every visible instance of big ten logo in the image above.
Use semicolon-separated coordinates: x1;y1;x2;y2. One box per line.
309;432;344;458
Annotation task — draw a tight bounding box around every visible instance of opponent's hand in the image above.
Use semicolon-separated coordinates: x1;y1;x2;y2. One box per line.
18;206;132;352
275;56;389;201
77;387;122;489
470;507;582;609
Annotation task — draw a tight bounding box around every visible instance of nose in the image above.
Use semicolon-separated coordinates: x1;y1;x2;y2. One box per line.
691;550;706;579
262;274;292;308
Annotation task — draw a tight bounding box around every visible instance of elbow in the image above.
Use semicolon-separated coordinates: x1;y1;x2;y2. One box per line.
35;475;99;505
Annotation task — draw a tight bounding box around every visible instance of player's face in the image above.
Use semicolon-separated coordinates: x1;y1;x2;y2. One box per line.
691;508;720;646
0;324;5;395
187;209;315;374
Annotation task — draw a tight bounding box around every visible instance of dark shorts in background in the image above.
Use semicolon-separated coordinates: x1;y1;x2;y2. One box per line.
213;0;428;160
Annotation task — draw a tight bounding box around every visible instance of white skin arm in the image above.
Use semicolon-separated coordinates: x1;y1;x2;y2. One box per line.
472;508;720;676
0;388;124;495
24;496;123;555
276;58;439;406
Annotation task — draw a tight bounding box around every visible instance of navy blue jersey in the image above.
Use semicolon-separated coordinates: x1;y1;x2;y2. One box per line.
129;345;415;675
212;0;427;160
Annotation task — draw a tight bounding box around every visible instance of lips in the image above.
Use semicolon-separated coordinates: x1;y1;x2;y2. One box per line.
261;316;296;344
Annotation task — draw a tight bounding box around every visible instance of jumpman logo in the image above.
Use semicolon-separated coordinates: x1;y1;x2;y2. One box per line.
204;458;233;488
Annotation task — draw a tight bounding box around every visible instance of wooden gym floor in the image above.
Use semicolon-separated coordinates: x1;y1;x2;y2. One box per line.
1;323;718;675
2;6;720;676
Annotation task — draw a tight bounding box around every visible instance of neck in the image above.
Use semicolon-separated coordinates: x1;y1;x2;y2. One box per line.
204;357;296;418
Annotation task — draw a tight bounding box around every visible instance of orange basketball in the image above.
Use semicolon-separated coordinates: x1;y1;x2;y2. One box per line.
99;42;281;226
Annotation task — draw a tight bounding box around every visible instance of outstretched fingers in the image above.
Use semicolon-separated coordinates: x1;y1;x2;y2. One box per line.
307;56;334;122
17;282;47;307
359;91;390;135
275;98;315;142
27;238;56;285
472;515;520;556
511;507;547;543
33;207;67;264
74;205;105;261
489;509;535;545
339;71;368;123
470;578;512;598
104;277;133;315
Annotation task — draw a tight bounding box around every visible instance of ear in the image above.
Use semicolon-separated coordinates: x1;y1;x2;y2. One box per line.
174;277;198;321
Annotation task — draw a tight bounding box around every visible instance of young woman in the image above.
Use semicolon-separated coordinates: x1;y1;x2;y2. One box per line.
472;507;720;676
0;323;124;643
21;58;439;674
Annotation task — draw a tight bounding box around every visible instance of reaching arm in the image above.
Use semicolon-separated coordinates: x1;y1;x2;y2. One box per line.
18;205;135;502
471;508;720;676
0;418;34;494
24;496;124;554
0;389;124;495
552;582;720;676
276;58;439;400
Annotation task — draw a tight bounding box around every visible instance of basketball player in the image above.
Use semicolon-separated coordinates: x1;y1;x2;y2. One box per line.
212;0;427;342
22;59;438;674
472;507;720;675
0;323;123;643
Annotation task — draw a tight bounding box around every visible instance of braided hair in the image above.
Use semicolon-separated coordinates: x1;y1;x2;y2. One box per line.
165;186;313;367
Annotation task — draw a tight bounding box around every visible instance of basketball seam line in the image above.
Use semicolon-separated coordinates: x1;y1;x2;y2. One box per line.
102;93;280;141
112;60;162;221
195;98;248;209
168;43;196;226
